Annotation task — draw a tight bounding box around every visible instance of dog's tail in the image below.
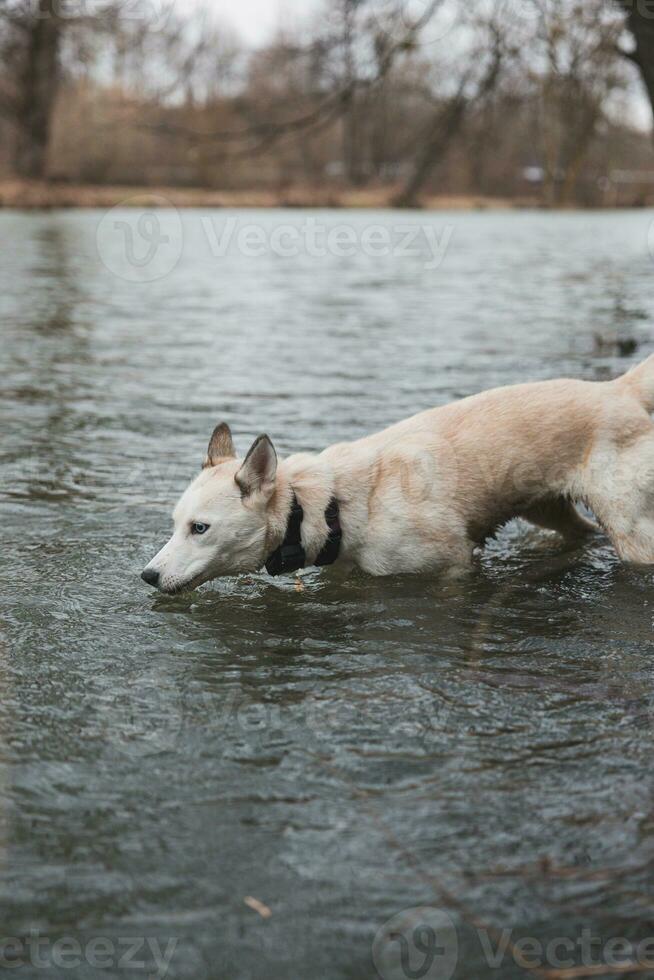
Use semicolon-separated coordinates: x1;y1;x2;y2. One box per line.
619;354;654;413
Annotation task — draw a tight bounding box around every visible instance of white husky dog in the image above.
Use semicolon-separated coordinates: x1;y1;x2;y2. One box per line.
142;356;654;594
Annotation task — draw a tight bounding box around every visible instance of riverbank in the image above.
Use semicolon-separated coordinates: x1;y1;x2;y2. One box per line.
0;179;526;210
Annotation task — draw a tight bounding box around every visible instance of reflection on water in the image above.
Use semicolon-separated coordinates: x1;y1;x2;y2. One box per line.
1;209;654;978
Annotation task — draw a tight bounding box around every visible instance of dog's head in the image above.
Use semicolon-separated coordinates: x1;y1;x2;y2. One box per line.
141;423;278;594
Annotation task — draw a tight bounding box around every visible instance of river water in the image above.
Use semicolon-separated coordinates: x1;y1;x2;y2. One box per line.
2;207;654;979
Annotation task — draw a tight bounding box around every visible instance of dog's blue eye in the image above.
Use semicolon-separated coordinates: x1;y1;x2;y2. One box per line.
191;522;210;535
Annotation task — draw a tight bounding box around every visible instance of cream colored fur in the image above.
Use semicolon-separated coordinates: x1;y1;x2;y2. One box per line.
142;356;654;593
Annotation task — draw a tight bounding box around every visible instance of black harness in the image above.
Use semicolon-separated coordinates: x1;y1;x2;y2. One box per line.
265;495;342;576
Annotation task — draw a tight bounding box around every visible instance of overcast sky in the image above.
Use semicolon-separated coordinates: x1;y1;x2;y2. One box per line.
202;0;316;45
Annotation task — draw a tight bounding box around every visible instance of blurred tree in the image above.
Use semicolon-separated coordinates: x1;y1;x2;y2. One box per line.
531;0;628;205
615;0;654;129
394;15;505;207
0;0;650;202
0;0;62;178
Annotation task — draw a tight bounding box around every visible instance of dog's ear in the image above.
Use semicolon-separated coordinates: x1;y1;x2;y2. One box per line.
235;435;277;500
204;422;236;467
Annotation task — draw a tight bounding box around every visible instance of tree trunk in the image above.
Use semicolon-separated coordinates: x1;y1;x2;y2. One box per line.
394;45;502;208
617;0;654;129
393;94;468;207
559;102;600;206
342;99;366;186
14;0;61;179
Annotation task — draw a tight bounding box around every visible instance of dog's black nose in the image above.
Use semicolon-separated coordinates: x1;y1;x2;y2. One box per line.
141;568;160;587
